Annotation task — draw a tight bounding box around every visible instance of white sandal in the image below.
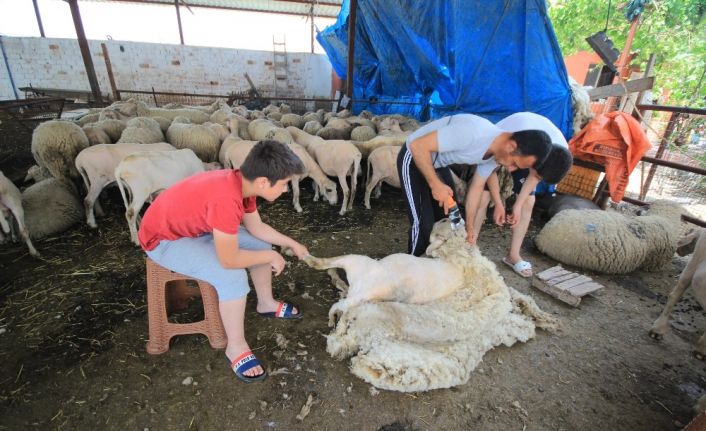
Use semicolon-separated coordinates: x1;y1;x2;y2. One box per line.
502;257;533;278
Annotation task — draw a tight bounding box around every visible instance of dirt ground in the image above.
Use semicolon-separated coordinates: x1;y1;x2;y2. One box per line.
2;127;706;431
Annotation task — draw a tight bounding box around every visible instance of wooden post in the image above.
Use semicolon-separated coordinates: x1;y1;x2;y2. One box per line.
101;43;119;101
152;86;159;107
603;18;640;114
175;0;185;45
67;0;103;105
32;0;45;37
310;4;315;54
639;112;680;200
345;0;357;102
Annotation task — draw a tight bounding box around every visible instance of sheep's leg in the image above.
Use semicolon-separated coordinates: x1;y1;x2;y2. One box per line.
326;268;349;292
337;174;349;215
125;191;148;246
374;181;383;198
364;173;382;210
291;177;303;213
303;254;351;271
650;264;697;339
84;178;108;228
5;202;39;257
348;164;358;211
312;182;320;202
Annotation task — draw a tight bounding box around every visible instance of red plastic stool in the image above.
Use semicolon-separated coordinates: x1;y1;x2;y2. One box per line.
145;257;227;354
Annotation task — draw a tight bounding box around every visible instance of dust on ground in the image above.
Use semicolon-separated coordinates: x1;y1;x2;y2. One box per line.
2;128;706;431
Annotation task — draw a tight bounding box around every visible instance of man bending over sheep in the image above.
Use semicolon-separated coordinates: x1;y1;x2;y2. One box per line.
137;140;309;383
397;113;552;256
471;112;573;277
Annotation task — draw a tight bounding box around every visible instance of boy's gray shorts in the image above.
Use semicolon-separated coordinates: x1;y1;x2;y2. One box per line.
145;227;271;302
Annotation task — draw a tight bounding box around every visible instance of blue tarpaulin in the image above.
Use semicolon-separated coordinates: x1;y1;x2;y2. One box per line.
317;0;574;138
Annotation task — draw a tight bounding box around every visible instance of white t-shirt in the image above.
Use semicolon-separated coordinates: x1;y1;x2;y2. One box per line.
496;112;567;148
406;114;503;179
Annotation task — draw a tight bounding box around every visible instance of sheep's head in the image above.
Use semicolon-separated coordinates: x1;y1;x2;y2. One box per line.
320;179;338;205
425;219;468;257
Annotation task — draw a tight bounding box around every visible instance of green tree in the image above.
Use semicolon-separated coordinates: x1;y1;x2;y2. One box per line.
549;0;706;107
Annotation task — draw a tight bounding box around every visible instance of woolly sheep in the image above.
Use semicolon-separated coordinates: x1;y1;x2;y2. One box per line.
364;145;401;209
232;105;249;118
336;109;352;119
569;76;594;135
76;112;100;126
535;200;687;274
82;124;112;146
287;127;361;215
353;132;409;156
166;121;221;162
302;112;322;124
22;178;83;240
209;108;233;125
218;134;242;167
279;103;292;114
262;104;280;115
248;119;292;144
267;112;283;122
226;115;251;140
75;142;177;228
250;110;266;120
203;122;230;142
302;120;322;136
31;120;90;180
280;113;304;129
317;118;353;140
650;228;706;358
151;116;172;134
92;119;127;142
24;165;51;184
117;117;165;144
304;218;556;391
148;107;209;124
0;170;38;256
350;125;376;142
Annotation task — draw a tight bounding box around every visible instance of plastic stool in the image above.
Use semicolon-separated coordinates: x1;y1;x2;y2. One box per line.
145;257;228;354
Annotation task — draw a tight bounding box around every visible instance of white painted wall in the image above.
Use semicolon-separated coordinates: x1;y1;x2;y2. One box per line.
0;36;333;101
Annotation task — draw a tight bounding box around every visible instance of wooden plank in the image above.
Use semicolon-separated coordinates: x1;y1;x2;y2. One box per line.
537;266;569;281
532;278;581;307
546;273;579;285
568;282;604;297
588;76;655;100
554;275;593;290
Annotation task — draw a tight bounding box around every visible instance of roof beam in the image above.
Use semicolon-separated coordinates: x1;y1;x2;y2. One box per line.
99;0;341;18
32;0;45;37
68;0;103;104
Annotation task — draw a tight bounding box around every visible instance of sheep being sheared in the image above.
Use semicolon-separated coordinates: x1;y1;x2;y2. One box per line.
303;218;556;392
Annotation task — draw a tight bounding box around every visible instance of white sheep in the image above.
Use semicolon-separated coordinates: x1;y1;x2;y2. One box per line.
569;76;595;135
248;119;292;144
350;125;376;141
116;117;165;144
223;140;257;169
364;145;401;209
302;112;322;124
317;117;353;140
166;121;221;162
22;177;83;241
76;112;101;126
650;228;706;358
75;142;177;228
303;120;323;136
280;113;304;129
218;134;242;167
148;107;209;124
82;124;112;146
225;115;251;140
115;149;217;244
0;170;38;256
209;108;233;125
31;120;90;180
353;131;409;156
535;200;687;274
202;122;230;143
287;127;361;215
24;165;51;184
92;119;127;142
304;218;556;392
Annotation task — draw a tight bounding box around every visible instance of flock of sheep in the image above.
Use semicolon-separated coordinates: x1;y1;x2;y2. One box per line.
0;98;418;255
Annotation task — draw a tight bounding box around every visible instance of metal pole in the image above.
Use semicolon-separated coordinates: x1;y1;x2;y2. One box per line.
175;0;185;45
639;112;680;200
310;4;315;54
32;0;45;37
67;0;103;105
345;0;357;99
101;43;120;101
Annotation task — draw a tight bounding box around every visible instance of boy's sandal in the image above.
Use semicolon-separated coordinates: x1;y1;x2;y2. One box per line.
228;351;267;383
502;257;533;278
257;301;303;320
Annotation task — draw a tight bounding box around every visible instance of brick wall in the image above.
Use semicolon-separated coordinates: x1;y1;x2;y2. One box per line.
0;36;332;101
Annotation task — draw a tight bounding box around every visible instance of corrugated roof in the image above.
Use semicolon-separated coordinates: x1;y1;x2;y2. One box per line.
83;0;343;18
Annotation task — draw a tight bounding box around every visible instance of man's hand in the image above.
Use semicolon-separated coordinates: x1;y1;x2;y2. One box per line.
431;182;454;214
493;204;506;226
507;201;523;226
288;241;309;260
269;251;286;276
466;225;478;246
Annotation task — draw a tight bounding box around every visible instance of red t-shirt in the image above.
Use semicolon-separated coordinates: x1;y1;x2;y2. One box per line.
138;170;257;251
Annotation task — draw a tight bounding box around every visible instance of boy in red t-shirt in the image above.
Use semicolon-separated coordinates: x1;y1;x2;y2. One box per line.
138;140;308;383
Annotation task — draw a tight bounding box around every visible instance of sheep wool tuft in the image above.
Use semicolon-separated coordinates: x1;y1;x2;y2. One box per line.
166;122;221;162
326;220;556;392
22;178;83;239
117;117;165;144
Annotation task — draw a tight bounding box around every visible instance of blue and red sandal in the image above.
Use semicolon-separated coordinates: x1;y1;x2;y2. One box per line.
227;351;267;383
257;301;303;320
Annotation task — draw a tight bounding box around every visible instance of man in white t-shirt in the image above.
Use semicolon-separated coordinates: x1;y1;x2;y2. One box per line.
471;112;573;277
396;113;553;256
